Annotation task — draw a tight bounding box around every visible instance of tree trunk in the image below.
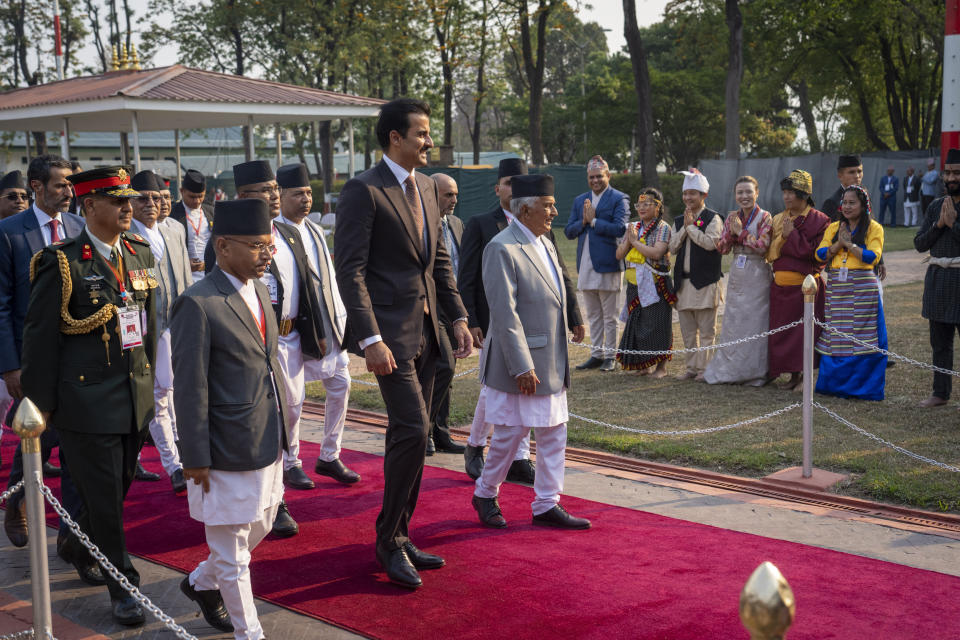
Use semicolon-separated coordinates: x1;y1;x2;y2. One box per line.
837;54;891;151
310;122;322;179
792;80;821;152
436;23;454;146
516;0;553;165
318;120;334;196
623;0;659;187
724;0;742;160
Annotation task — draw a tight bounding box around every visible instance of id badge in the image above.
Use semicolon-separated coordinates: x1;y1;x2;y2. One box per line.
261;273;279;304
118;305;143;349
838;267;848;282
735;254;747;269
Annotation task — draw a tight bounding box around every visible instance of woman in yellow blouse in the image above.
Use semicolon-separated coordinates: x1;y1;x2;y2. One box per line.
814;185;887;400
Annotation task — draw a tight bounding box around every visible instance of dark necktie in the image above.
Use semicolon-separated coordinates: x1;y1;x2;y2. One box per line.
403;175;423;249
48;219;61;243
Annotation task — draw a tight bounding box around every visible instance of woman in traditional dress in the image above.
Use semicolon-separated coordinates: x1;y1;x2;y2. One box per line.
704;176;773;386
814;185;887;400
615;188;675;377
766;170;830;391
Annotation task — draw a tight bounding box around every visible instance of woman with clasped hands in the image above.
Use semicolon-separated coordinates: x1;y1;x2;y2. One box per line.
614;188;674;378
813;185;887;400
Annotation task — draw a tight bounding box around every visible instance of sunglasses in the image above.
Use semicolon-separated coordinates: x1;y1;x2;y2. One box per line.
4;193;28;202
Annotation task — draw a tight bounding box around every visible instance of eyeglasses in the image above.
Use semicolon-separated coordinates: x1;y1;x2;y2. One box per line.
4;193;28;202
240;185;280;196
222;237;276;254
135;195;162;203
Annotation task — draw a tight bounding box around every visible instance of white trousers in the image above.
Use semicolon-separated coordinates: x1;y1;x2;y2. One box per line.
581;288;620;359
316;364;351;462
149;329;181;475
0;379;12;428
277;333;305;470
190;503;279;640
904;201;921;226
466;386;529;460
474;423;567;516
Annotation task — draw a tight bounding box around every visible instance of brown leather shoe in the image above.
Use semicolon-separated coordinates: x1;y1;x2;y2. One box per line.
918;395;948;408
4;499;27;548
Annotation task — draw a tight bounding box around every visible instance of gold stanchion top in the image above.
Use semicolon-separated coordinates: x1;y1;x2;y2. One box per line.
739;561;795;640
801;273;818;297
12;397;46;440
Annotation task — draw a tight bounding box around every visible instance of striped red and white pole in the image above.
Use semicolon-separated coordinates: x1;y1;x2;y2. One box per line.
943;0;960;164
52;0;64;80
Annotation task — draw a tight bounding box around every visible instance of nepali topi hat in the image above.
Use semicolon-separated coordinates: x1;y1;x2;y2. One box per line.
212;198;272;236
276;163;311;189
511;173;554;198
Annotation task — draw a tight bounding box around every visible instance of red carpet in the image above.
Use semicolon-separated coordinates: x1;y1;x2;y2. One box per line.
4;430;960;639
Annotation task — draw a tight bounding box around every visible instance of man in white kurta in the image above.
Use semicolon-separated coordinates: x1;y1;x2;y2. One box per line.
172;198;286;640
470;174;590;529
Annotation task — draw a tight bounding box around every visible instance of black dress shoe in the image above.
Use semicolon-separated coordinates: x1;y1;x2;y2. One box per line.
401;541;445;570
532;504;591;530
271;501;298;538
170;468;187;494
575;356;603;370
600;358;616;372
42;461;62;478
4;499;27;547
135;462;161;481
56;534;107;586
283;465;316;490
507;458;536;484
434;433;466;454
180;576;234;632
314;458;360;484
472;495;507;528
425;436;436;457
464;445;485;480
375;545;422;589
111;595;145;626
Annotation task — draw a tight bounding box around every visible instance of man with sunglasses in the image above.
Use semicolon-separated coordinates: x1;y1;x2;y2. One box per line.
0;155;86;560
0;170;28;219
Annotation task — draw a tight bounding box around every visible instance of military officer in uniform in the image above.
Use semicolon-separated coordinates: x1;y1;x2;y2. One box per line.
21;166;157;626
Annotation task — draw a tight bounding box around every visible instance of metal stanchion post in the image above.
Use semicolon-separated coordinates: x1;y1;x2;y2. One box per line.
739;561;795;639
11;398;53;638
801;274;817;478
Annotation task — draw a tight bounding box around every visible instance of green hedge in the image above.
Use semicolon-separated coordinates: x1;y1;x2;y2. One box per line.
609;173;685;222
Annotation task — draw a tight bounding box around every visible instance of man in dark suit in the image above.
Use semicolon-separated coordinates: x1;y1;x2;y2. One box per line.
173;198;286;637
427;173;467;456
21;166;157;625
458;158;584;482
223;160;329;538
0;155;89;567
169;169;213;280
335;98;472;589
903;166;922;227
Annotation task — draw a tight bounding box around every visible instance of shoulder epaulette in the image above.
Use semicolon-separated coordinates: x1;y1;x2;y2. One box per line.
123;232;150;245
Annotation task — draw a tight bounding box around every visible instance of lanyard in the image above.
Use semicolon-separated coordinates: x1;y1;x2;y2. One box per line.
187;211;204;236
102;250;130;302
742;205;760;232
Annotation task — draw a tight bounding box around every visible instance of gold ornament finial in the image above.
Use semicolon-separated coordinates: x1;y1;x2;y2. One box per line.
12;398;46;453
801;273;818;297
739;562;796;640
119;44;129;69
110;44;120;71
130;43;141;70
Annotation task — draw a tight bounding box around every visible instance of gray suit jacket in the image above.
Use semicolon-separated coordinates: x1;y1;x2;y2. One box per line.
479;223;570;395
170;267;288;471
132;219;192;331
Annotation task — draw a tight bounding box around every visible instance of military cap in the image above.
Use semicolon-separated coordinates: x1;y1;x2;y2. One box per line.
213;199;272;236
233;161;274;188
277;163;311;189
67;166;139;198
182;169;206;192
0;170;26;192
511;173;554;198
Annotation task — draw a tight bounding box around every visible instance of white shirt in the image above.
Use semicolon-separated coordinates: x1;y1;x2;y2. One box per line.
184;206;211;283
262;222;299;322
131;218;165;263
187;269;284;526
33;205;66;247
86;229;121;262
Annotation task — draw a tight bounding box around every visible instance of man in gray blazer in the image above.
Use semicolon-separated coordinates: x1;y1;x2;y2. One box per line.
471;174;590;530
172;198;287;638
130;171;194;493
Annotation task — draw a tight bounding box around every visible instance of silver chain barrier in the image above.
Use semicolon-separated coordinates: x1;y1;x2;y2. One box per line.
569;403;801;436
813;402;960;472
570;320;803;357
815;319;960;377
0;480;24;505
38;483;198;640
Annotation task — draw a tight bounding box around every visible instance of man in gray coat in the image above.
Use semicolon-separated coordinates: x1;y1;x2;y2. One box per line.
470;174;590;530
130;170;193;493
172;198;288;638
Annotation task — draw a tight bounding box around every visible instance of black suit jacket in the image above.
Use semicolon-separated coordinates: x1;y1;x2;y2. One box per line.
334;160;467;361
905;175;922;203
204;219;325;359
458;205;582;334
170;201;214;229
